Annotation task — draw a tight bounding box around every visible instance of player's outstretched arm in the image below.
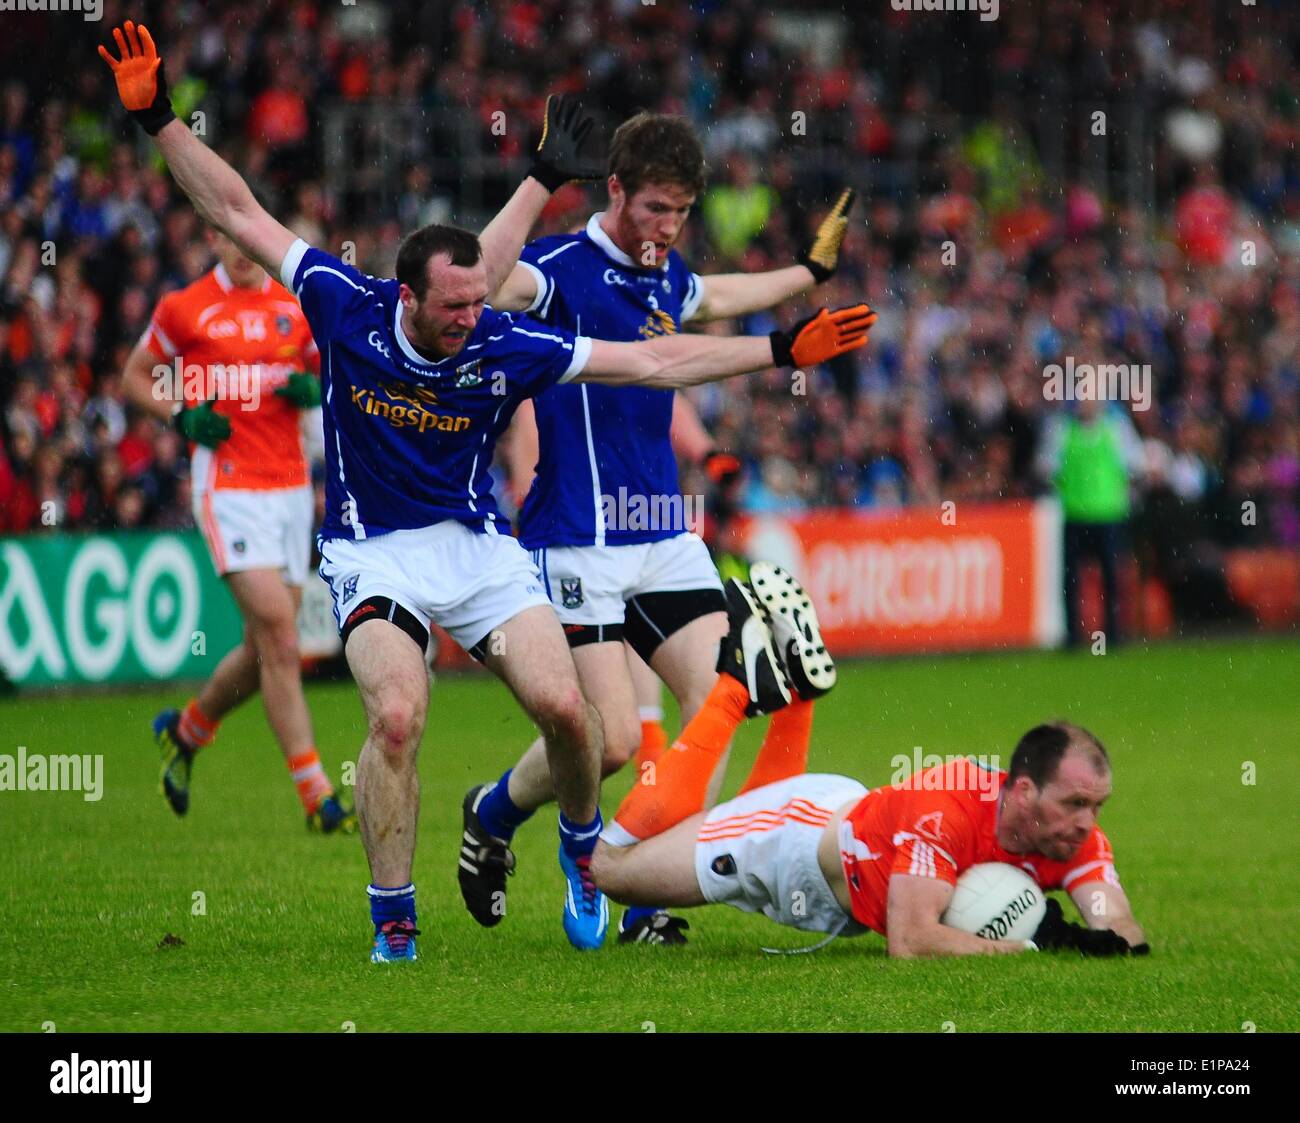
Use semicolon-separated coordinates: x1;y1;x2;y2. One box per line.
575;304;876;390
691;188;857;322
98;21;298;277
886;875;1035;959
1069;881;1148;952
485;94;602;309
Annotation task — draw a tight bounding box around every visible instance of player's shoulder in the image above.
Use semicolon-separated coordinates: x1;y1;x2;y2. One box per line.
158;269;220;309
521;231;590;270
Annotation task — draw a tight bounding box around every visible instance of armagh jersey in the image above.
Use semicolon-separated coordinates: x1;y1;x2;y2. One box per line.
278;239;591;541
142;264;318;491
839;761;1122;936
515;213;706;550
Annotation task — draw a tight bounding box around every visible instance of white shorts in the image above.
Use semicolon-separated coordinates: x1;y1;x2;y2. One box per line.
318;522;552;654
695;773;868;935
532;532;722;627
193;484;314;586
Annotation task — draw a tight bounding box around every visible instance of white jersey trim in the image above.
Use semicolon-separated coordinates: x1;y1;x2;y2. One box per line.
280;238;310;292
518;260;551;315
557;336;592;384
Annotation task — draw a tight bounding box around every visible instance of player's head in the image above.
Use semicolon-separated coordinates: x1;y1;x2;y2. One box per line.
395;223;487;359
605;112;707;268
1002;722;1111;862
205;228;264;289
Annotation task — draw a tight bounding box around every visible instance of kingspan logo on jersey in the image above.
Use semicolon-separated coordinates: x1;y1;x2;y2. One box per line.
350;381;472;434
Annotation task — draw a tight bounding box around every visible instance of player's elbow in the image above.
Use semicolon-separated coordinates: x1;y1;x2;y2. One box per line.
886;925;923;960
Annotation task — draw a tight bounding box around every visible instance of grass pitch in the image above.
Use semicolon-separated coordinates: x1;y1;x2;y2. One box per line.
2;636;1297;1033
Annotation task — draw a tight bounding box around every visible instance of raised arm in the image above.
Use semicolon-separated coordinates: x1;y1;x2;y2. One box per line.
576;304;876;390
691;188;857;322
98;22;296;276
482;94;602;300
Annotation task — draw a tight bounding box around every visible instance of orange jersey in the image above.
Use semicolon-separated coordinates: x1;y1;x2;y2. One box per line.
839;761;1120;936
142;264;319;490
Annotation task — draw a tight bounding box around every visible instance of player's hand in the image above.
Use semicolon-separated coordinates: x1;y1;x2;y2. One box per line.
1031;898;1134;957
274;371;321;409
703;450;742;486
97;21;176;136
797;187;856;284
174;402;231;449
769;304;877;368
528;93;601;193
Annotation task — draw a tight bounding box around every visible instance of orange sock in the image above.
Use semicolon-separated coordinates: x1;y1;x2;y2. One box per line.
738;698;814;794
177;698;218;750
634;718;670;771
613;674;749;843
287;749;333;814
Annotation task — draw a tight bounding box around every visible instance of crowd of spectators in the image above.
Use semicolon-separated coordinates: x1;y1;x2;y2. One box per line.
0;0;1296;570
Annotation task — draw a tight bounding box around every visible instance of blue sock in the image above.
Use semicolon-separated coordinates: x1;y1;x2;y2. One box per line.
476;770;533;842
559;809;603;859
368;883;416;931
623;905;662;924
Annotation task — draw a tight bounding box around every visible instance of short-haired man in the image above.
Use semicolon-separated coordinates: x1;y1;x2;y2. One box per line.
99;22;874;959
123;226;352;832
592;564;1150;959
465;111;856;946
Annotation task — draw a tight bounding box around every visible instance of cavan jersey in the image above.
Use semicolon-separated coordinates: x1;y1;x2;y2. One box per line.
278;239;592;541
515;213;706;550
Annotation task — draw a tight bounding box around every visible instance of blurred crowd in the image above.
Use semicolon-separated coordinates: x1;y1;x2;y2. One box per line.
0;0;1297;567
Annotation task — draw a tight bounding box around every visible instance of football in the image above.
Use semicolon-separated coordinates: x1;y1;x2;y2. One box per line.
942;863;1047;943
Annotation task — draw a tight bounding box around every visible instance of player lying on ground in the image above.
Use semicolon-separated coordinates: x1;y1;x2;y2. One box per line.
99;21;875;960
463;110;857;946
591;564;1150;958
122;225;353;833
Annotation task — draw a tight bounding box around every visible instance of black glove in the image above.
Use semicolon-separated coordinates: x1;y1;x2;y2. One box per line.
528;93;600;192
1031;898;1134;957
797;187;856;283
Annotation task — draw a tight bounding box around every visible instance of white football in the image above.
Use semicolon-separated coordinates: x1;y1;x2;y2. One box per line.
942;863;1047;942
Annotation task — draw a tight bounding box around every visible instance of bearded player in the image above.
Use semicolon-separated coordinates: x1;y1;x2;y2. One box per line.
462;112;857;945
591;563;1150;958
100;19;875;960
123;223;354;833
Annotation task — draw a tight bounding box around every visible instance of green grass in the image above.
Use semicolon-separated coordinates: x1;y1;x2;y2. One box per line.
2;636;1298;1032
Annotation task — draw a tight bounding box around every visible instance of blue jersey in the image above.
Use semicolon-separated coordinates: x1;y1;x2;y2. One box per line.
515;214;706;549
279;239;591;541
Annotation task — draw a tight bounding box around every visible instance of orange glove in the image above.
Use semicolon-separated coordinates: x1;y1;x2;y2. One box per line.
702;450;742;485
97;21;176;135
770;305;878;368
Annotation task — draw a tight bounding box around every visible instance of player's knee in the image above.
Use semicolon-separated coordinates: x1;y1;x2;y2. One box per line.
369;695;424;758
248;615;300;669
599;713;642;775
532;686;592;747
588;842;625;899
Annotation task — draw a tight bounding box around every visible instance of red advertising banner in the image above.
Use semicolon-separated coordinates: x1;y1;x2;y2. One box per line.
735;500;1065;655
